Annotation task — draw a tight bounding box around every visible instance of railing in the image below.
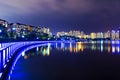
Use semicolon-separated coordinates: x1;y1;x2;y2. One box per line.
0;41;46;77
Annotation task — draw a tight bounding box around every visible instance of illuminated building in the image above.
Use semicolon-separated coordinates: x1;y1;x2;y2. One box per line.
115;30;119;40
37;27;41;33
69;31;73;36
100;32;104;38
0;19;8;27
90;32;96;39
80;31;85;38
8;23;31;39
73;31;81;38
57;31;67;37
111;30;116;40
57;30;85;39
41;27;51;34
83;35;90;39
0;19;8;38
0;25;7;38
96;32;102;39
104;30;111;39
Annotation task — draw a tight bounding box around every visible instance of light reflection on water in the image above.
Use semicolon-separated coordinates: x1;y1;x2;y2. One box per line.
22;41;120;59
10;41;120;80
56;41;120;53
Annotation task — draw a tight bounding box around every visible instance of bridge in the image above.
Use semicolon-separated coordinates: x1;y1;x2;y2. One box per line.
0;41;73;80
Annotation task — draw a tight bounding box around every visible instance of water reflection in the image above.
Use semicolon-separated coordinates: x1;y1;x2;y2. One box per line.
116;46;120;53
56;41;120;54
92;41;97;50
37;43;51;56
69;42;72;53
22;41;120;59
108;44;111;53
22;43;51;59
112;44;115;53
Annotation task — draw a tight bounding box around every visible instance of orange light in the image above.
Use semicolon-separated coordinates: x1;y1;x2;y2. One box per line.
77;42;83;52
24;55;28;59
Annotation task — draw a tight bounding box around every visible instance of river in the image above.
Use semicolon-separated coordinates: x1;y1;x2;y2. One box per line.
10;41;120;80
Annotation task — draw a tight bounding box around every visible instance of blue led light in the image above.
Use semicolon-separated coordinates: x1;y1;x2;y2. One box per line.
22;35;25;38
21;51;25;56
3;50;5;66
0;30;2;33
112;41;115;44
117;46;120;53
0;72;3;78
8;53;22;80
12;28;16;30
116;40;120;44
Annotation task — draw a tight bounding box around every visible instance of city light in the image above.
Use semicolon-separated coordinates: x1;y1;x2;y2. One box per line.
0;30;2;33
0;19;120;41
22;35;25;38
12;28;16;30
0;18;120;80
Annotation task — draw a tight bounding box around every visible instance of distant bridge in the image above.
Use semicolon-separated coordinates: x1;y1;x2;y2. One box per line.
0;41;74;80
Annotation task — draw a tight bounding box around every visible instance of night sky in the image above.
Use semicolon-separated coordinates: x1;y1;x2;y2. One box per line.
0;0;120;34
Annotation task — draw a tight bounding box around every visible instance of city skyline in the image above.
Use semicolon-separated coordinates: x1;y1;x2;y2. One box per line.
0;0;120;34
0;19;120;35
